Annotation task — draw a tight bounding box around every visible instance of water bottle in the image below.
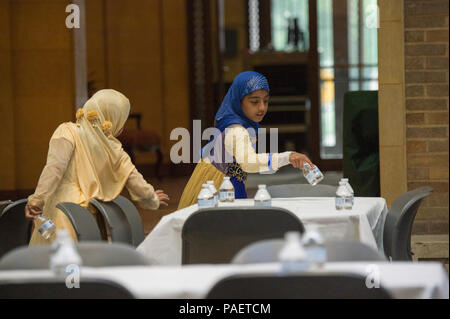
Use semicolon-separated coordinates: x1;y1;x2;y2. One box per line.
254;184;272;207
219;176;235;203
303;163;324;186
49;229;82;278
35;215;56;240
341;178;354;209
278;231;309;273
335;181;349;211
206;181;219;207
197;184;215;208
302;225;327;269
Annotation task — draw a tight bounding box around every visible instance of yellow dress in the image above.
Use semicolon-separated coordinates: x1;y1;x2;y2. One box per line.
177;125;292;209
28;90;160;245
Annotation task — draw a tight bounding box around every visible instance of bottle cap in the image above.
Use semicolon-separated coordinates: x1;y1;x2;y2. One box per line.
285;231;302;242
207;181;214;185
258;184;266;189
302;225;324;245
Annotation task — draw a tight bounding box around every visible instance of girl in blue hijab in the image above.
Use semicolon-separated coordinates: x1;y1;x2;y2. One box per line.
178;71;314;209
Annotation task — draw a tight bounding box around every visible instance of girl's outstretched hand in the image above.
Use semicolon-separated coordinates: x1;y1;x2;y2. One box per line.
289;152;315;169
156;190;170;208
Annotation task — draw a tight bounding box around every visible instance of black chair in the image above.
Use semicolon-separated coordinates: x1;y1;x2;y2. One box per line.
206;273;393;299
56;203;102;242
232;239;387;264
90;198;133;246
181;207;305;265
113;196;145;247
0;278;135;299
267;184;337;198
383;187;433;261
0;242;150;270
0;200;13;214
0;199;32;258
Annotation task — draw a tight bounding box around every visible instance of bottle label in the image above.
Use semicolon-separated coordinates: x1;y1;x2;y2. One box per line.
227;191;235;200
345;196;353;205
307;247;327;263
219;191;228;201
335;197;345;207
198;199;214;208
306;172;315;182
38;220;55;234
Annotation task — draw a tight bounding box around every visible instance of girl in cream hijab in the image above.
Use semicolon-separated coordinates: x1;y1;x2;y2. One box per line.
25;89;169;245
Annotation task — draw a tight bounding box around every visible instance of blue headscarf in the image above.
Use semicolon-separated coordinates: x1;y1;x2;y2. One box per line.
214;71;270;132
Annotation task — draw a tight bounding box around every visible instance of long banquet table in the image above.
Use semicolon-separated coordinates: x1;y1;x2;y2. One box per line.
137;197;388;265
0;262;448;299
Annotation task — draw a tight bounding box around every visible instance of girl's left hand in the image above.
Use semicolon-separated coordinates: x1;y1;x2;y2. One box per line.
156;190;170;208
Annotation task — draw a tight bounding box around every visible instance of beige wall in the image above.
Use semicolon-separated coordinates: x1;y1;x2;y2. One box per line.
0;0;16;191
0;0;75;191
0;0;190;192
378;0;408;206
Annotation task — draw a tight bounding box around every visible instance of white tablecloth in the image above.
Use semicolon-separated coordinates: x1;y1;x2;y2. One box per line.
137;197;388;265
0;262;447;299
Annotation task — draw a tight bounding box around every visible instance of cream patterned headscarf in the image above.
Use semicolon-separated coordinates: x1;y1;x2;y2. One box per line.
67;89;135;201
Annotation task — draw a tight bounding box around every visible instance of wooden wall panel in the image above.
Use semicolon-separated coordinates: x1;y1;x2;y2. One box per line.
0;0;16;190
3;0;75;190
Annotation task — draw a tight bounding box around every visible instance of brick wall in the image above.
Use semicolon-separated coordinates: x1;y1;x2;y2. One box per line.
404;0;449;234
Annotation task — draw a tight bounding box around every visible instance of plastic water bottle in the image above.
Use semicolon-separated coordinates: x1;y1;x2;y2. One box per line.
206;181;219;207
335;181;349;211
254;184;272;206
35;215;56;240
219;176;235;203
198;184;215;208
49;229;82;277
303;163;324;186
302;225;327;269
341;178;354;209
278;231;309;273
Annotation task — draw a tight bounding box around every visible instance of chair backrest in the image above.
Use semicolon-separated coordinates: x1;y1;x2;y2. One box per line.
0;200;13;214
383;187;433;261
0;199;32;258
56;203;102;242
232;239;386;264
206;273;392;299
113;195;145;247
181;206;304;265
0;241;150;270
90;198;132;245
267;184;337;198
0;278;135;299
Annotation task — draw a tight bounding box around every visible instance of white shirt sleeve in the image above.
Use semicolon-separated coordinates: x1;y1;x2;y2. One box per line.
224;125;292;173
